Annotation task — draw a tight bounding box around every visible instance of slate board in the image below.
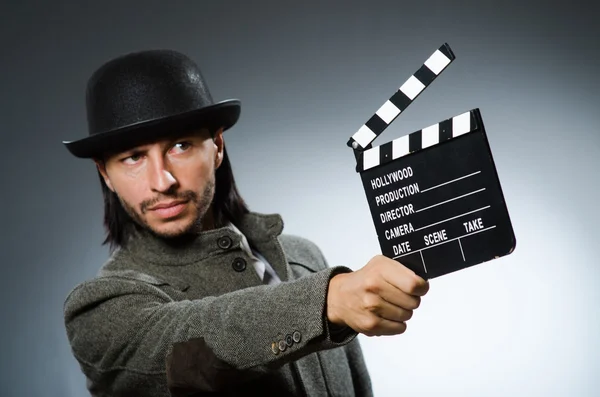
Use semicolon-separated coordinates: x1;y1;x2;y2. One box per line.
347;43;516;279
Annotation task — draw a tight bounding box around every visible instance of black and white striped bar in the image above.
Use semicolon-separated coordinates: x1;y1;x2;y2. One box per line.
347;43;456;151
355;109;478;172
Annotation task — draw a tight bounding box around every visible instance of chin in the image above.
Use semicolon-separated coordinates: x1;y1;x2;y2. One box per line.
149;216;200;238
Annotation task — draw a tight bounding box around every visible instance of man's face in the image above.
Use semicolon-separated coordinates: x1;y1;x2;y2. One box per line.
96;128;224;239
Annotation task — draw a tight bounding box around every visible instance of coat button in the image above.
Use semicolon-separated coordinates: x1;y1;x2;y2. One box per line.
232;258;247;272
285;334;294;347
271;342;279;355
217;236;232;249
292;331;302;343
278;340;287;352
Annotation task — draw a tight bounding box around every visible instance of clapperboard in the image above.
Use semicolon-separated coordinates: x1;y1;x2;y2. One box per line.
347;43;516;280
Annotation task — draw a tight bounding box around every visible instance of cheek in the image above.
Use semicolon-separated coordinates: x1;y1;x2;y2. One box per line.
112;178;148;206
174;160;213;188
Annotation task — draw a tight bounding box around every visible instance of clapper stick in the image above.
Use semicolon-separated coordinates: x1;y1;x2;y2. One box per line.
349;43;516;279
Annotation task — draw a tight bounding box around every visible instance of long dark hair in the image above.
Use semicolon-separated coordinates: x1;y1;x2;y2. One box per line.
98;144;250;252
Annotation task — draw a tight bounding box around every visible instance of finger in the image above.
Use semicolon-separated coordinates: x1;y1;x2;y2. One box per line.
378;284;421;310
382;258;430;296
361;317;407;337
371;297;414;323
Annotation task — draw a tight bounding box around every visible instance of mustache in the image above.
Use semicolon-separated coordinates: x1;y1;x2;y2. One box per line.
140;190;199;213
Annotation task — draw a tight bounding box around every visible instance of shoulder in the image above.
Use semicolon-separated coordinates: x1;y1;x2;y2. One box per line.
278;233;329;272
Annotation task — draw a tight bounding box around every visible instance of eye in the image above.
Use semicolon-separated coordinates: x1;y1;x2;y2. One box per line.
121;153;143;165
171;141;191;153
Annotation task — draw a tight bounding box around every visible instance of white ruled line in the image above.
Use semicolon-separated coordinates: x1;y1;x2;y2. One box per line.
420;171;481;193
420;251;428;273
414;205;491;232
458;239;465;261
416;188;486;213
392;225;497;259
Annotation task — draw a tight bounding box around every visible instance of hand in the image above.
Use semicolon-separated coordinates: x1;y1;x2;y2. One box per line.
327;255;429;336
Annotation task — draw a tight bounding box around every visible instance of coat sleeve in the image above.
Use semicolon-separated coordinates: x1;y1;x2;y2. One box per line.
63;265;356;395
345;337;374;397
290;235;374;397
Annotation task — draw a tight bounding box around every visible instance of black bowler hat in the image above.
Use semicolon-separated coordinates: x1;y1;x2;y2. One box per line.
63;49;241;159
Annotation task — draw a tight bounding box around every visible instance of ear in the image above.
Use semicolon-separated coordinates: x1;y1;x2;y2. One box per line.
213;127;225;169
94;159;115;192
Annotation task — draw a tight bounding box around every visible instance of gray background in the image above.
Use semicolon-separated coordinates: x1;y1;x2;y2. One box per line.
2;1;598;396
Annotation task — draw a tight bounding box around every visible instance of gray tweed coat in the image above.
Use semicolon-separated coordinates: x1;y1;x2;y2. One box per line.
63;212;373;396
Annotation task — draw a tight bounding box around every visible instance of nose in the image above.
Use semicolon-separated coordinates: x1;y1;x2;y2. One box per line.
147;153;178;193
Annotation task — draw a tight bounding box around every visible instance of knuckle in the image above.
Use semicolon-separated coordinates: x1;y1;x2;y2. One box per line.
362;294;380;312
423;281;430;295
398;322;407;334
367;255;383;267
408;275;427;295
419;275;430;289
414;296;422;309
402;309;413;321
408;296;421;310
361;316;380;332
406;277;420;294
363;276;380;294
378;254;393;267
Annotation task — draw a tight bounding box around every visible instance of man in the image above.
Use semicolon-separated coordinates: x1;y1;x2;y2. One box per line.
62;49;430;396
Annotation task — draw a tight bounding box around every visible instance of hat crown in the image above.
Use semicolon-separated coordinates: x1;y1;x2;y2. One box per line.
86;50;215;135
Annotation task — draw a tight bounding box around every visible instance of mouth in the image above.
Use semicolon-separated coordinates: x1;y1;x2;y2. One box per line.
148;201;187;211
148;201;188;219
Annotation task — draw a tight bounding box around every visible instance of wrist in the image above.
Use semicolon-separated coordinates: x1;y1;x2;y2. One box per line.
326;273;348;327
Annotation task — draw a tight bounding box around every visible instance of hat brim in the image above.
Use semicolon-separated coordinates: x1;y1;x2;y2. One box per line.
63;99;241;159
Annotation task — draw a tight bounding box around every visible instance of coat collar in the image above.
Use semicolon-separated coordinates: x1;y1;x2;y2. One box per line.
117;211;284;267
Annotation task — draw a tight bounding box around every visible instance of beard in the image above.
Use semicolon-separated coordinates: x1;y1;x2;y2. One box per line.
119;174;216;241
